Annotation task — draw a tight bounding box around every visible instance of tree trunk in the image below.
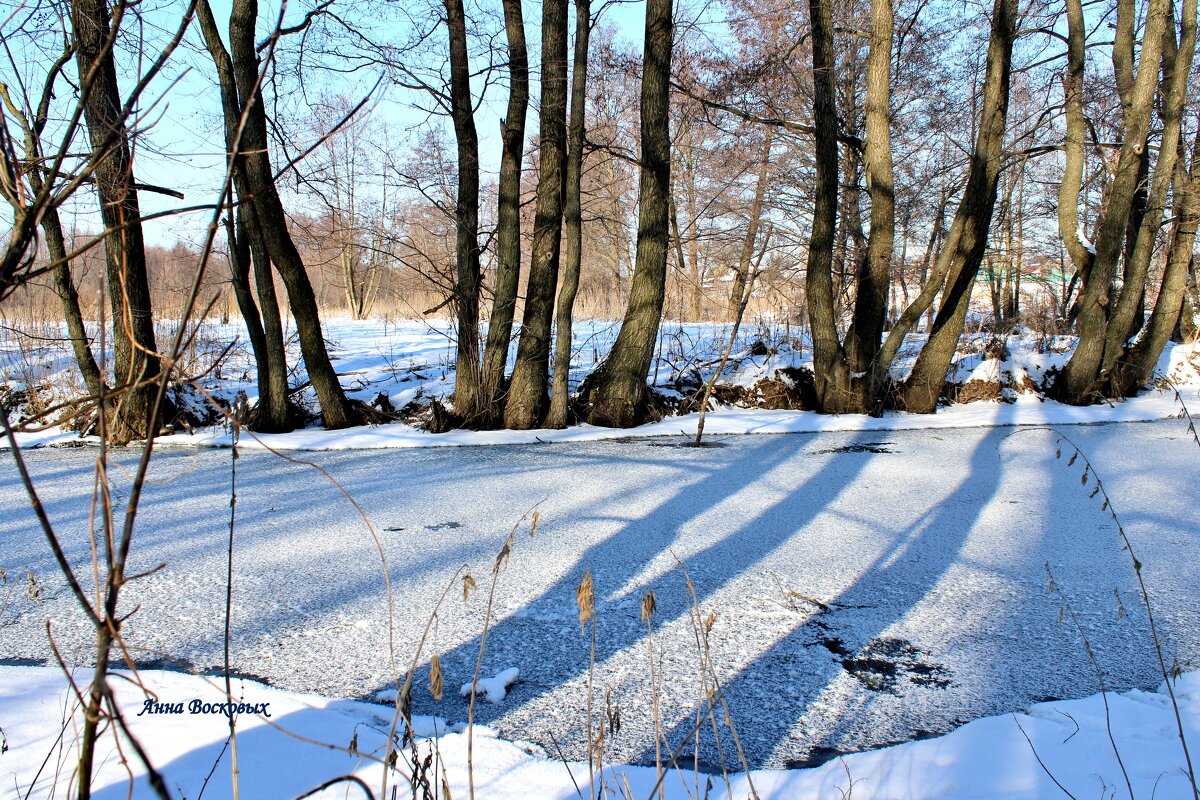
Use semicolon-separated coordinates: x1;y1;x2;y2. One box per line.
223;0;356;428
844;0;895;373
546;0;591;429
479;0;529;425
504;0;569;429
1054;0;1171;403
1057;0;1094;285
882;0;1017;413
1122;116;1200;388
728;128;773;323
581;0;674;427
1099;0;1196;393
805;0;857;413
0;68;106;399
225;210;270;405
244;205;293;430
72;0;172;445
443;0;484;424
49;218;105;399
196;0;293;431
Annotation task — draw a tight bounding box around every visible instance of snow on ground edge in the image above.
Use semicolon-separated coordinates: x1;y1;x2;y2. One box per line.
1;665;1197;800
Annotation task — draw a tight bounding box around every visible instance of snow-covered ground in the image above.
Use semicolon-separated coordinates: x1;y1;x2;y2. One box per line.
2;664;1197;799
3;318;1200;798
2;423;1199;797
3;317;1199;450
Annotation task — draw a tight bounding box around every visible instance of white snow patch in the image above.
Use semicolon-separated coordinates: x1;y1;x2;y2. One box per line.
2;665;1198;799
460;666;520;703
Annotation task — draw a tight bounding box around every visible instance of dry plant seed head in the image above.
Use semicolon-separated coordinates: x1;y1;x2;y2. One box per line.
605;690;621;737
494;534;514;575
576;569;595;634
531;511;539;537
429;655;444;701
1081;466;1089;486
705;611;717;635
462;573;476;601
1068;451;1078;466
25;573;40;604
442;774;453;800
349;731;359;755
641;591;656;624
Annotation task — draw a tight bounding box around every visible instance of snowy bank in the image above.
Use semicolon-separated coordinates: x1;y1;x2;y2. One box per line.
1;665;1196;799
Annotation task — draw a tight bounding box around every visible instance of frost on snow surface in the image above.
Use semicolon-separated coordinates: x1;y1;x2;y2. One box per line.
460;667;521;703
1;665;1198;799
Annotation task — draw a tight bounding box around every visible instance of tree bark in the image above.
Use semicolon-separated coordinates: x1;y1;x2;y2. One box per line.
844;0;895;373
887;0;1017;413
72;0;171;444
1099;0;1196;393
443;0;484;423
196;0;292;431
805;0;858;413
224;0;356;428
479;0;529;425
1054;0;1171;403
1057;0;1094;284
1124;121;1200;387
581;0;674;427
546;0;591;429
504;0;569;429
728;128;773;323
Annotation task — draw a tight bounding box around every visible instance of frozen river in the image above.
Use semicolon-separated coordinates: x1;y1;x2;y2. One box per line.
2;420;1198;769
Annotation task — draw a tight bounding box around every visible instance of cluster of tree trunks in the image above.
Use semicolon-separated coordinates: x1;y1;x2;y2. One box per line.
9;0;1200;440
1052;0;1198;403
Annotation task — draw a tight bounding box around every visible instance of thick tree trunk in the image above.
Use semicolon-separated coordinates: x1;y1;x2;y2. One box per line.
443;0;485;424
1099;0;1196;392
546;0;591;429
844;0;895;373
1122;123;1200;388
883;0;1016;413
805;0;857;413
505;0;569;429
225;211;270;404
479;0;529;425
72;0;172;444
196;0;293;431
1054;0;1171;403
581;0;674;427
223;0;356;428
1057;0;1093;285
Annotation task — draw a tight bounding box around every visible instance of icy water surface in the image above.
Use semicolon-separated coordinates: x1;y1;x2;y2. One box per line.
2;421;1198;768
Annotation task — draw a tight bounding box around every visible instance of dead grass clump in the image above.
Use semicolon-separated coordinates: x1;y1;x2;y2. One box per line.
944;379;1005;404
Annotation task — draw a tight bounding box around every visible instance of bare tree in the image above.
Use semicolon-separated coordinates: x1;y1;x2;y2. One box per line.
504;0;570;429
581;0;675;427
546;0;593;429
479;0;530;425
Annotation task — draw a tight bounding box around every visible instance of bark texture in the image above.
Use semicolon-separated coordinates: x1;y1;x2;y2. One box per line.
479;0;529;424
72;0;171;444
505;0;569;428
546;0;591;429
582;0;674;427
225;0;357;428
1053;0;1172;403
